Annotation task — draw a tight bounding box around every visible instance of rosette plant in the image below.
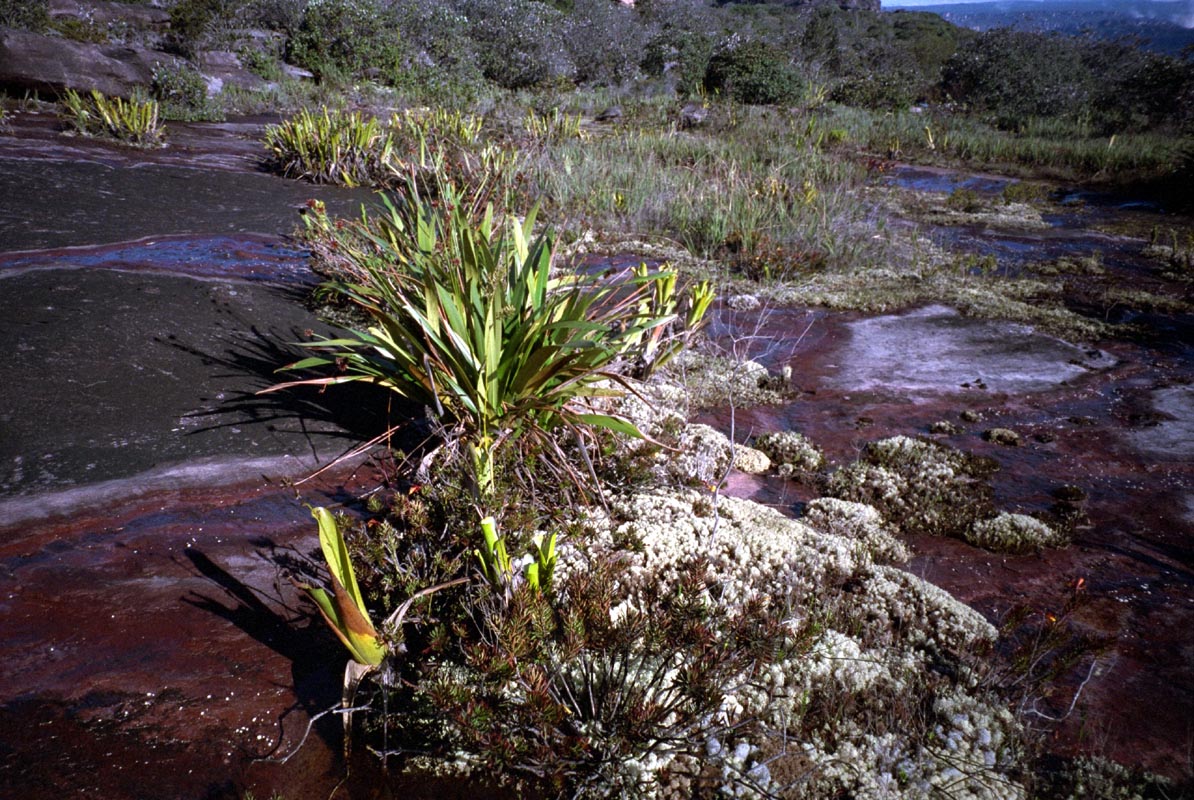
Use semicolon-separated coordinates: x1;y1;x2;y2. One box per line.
266;170;710;502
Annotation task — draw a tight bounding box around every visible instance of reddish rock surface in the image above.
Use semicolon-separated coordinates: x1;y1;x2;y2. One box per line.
1;115;1190;798
704;306;1194;787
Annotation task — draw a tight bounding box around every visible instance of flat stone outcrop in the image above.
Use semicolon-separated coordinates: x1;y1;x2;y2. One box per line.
0;26;180;98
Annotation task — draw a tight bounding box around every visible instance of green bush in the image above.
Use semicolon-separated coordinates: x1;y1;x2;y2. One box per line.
639;0;718;95
562;0;647;87
165;0;234;58
460;0;574;89
0;0;50;31
151;62;223;122
386;0;485;101
286;0;403;84
943;29;1093;129
704;39;803;106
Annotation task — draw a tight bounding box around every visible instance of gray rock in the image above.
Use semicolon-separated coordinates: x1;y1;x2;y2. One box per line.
678;102;707;129
0;27;182;97
48;0;170;29
197;49;268;93
595;105;622;122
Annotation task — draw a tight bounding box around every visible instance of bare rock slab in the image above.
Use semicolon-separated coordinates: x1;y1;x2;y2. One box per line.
828;304;1114;396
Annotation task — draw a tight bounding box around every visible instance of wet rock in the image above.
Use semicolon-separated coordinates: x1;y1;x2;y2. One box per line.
829;305;1112;396
984;427;1022;446
1126;385;1194;460
0;249;394;519
0;28;181;98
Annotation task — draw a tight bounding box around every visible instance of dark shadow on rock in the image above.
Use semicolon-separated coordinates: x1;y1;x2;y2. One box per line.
181;545;346;759
161;309;438;465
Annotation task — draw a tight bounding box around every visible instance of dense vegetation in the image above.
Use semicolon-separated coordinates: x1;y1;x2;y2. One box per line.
5;1;1190;797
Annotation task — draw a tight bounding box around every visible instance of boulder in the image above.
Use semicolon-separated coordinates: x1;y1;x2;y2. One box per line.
0;27;182;98
197;49;269;93
678;102;707;129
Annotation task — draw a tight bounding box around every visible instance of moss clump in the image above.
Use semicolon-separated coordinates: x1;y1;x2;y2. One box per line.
664;351;789;409
754;430;825;476
732;444;771;474
1037;755;1176;800
984;427;1022;446
803;497;910;564
561;489;1022;799
826;435;998;539
966;512;1068;553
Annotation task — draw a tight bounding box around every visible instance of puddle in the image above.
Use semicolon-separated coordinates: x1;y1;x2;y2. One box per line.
0;233;316;284
884;164;1014;196
0;156;374;252
1127;384;1194;460
827;305;1113;396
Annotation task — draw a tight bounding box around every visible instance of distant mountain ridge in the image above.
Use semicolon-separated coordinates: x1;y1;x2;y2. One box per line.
885;0;1194;54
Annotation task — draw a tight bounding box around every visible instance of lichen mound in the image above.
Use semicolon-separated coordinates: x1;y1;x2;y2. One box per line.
826;435;996;539
755;430;825;475
558;490;1024;799
966;512;1068;552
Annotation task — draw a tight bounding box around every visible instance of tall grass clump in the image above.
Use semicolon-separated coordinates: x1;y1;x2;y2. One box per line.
828;105;1192;183
264;107;396;186
60;89;163;147
528;104;871;277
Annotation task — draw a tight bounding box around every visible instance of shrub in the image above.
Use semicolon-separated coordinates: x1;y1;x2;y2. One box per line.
286;0;403;84
151;62;223;122
386;0;485;101
166;0;234;58
639;0;718;95
562;0;647;87
0;0;50;31
460;0;574;89
704;39;803;106
942;28;1093;129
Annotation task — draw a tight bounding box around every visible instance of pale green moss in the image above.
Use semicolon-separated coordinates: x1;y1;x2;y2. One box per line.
966;512;1068;552
754;430;825;475
984;427;1022;446
732;444;771;474
803;497;910;564
826;435;997;539
555;489;1026;799
663;350;788;408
